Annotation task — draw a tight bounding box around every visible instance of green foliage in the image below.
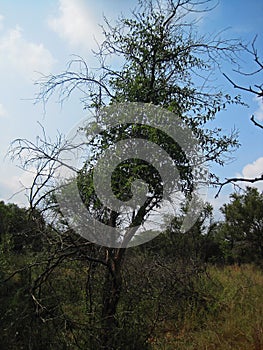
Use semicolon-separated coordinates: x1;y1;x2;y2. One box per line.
141;202;223;264
0;202;53;348
1;197;263;349
77;121;194;229
62;0;244;247
100;1;242;173
219;187;263;264
0;201;44;254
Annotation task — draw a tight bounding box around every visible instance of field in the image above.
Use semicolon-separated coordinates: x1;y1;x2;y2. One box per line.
153;265;263;350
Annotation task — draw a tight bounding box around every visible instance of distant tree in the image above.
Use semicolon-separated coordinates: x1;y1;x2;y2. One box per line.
219;187;263;264
0;201;44;253
0;201;51;349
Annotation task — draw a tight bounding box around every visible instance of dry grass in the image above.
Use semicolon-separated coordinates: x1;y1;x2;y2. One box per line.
153;264;263;350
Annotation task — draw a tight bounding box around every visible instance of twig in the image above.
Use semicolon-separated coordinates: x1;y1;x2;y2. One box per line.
215;175;263;197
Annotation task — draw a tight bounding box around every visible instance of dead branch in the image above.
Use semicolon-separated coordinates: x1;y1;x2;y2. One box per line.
251;115;263;129
215;174;263;198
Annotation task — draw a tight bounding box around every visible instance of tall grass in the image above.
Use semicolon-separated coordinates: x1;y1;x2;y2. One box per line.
153;264;263;350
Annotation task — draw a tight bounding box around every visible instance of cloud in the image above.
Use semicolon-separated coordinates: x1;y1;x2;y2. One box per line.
48;0;103;50
0;14;4;31
0;26;55;80
0;103;7;118
0;167;36;207
254;97;263;121
242;157;263;178
237;157;263;192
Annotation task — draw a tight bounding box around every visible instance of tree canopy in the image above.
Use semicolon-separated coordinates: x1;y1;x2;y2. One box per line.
21;0;245;239
219;187;263;264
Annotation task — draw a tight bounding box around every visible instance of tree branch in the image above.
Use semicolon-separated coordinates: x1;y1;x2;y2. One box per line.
223;72;262;97
251;115;263;129
215;175;263;198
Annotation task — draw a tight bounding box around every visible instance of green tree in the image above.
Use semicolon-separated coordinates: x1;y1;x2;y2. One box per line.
10;0;245;348
0;201;44;254
219;187;263;264
0;201;88;349
0;202;48;349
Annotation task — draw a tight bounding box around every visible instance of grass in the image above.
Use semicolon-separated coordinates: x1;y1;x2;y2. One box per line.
152;264;263;350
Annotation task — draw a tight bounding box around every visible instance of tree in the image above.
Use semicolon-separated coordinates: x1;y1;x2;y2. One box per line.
219;187;263;264
0;201;44;254
9;0;245;348
0;202;51;349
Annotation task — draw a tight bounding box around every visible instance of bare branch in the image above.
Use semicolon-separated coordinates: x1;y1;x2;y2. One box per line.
215;175;263;198
223;72;262;97
251;115;263;129
35;56;115;108
218;38;263;194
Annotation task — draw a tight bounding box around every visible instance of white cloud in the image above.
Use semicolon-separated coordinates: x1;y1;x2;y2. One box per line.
0;14;4;31
254;97;263;121
0;103;7;118
0;26;55;80
0;167;36;206
237;157;263;191
242;157;263;178
48;0;103;50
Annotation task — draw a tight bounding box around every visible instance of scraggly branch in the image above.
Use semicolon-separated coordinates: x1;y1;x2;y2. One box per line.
215;174;263;198
251;115;263;129
218;36;263;193
223;36;263;99
35;56;115;108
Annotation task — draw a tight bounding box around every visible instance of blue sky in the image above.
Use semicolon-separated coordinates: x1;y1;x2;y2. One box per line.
0;0;262;216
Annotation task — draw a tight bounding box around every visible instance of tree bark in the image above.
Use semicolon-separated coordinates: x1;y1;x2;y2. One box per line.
101;248;125;349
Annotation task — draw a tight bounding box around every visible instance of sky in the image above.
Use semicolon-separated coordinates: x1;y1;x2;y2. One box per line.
0;0;262;218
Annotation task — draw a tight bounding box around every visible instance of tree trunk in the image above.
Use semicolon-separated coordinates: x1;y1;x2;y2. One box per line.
101;249;125;349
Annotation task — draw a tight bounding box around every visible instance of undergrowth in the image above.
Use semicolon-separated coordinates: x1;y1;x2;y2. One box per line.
152;264;263;350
